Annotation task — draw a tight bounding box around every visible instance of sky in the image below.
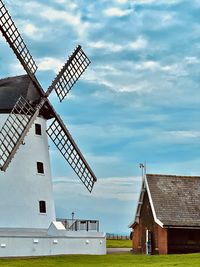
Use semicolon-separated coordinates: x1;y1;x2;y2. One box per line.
0;0;200;234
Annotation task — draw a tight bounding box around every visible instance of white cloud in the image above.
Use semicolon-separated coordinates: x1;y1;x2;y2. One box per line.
9;62;24;76
184;56;200;65
104;7;132;17
134;60;179;73
92;176;141;201
82;53;192;96
9;56;73;76
133;0;182;5
53;176;141;201
135;61;160;71
36;57;63;73
127;58;191;80
53;0;77;10
89;36;148;52
119;81;151;93
67;123;146;142
128;36;147;50
40;7;90;39
89;40;123;52
23;1;45;13
24;23;37;35
116;0;128;3
168;131;200;139
133;0;156;3
19;22;43;40
153;130;200;145
83;57;182;94
84;64;146;93
136;10;179;30
41;8;78;25
83;68;119;91
162;13;173;23
22;2;90;40
87;154;120;165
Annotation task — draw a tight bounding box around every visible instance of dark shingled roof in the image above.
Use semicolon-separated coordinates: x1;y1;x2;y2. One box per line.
0;74;41;112
146;174;200;227
0;75;54;119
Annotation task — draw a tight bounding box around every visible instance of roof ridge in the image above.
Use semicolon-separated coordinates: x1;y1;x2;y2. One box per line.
146;173;200;178
0;74;28;82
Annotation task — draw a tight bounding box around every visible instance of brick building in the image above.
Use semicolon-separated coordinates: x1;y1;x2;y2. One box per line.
129;174;200;254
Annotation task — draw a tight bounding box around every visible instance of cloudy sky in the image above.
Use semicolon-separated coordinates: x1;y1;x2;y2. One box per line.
1;0;200;234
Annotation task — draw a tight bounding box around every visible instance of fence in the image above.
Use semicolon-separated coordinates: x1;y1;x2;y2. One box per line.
106;233;130;240
57;218;99;232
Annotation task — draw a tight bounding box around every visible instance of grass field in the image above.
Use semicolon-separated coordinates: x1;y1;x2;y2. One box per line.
0;253;200;267
106;239;132;248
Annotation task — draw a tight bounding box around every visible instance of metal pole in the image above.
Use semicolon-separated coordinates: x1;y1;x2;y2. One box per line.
72;212;74;231
139;162;147;179
139;163;144;178
144;161;147;175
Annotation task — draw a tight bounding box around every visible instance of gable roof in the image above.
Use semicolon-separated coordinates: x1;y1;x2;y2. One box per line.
131;174;200;228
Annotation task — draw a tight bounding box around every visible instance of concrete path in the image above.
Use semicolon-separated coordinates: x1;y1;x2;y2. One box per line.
107;248;132;254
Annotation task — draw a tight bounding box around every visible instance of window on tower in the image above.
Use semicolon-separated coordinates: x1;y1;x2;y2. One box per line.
39;201;46;213
35;123;42;135
37;162;44;174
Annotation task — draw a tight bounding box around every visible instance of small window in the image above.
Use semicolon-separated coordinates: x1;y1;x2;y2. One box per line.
37;162;44;174
39;201;46;213
35;124;42;135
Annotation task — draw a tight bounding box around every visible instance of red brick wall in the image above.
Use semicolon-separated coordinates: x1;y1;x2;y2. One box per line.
132;224;141;253
157;226;168;254
132;191;168;254
132;191;157;254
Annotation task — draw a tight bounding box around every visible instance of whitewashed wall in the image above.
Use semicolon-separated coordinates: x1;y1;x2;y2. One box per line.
0;115;56;229
0;234;106;256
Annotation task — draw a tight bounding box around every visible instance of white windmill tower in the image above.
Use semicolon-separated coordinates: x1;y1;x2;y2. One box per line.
0;0;105;257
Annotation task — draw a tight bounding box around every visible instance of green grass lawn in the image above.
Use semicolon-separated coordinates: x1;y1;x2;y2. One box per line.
106;239;132;248
0;253;200;267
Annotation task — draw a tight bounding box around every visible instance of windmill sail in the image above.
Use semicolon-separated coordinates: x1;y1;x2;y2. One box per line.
47;117;96;192
0;96;44;171
0;0;37;76
46;45;91;101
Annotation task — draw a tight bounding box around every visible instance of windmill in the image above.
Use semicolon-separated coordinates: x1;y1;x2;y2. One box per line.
0;1;96;190
0;0;106;257
0;0;104;245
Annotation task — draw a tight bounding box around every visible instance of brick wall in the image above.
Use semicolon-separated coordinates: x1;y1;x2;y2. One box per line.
132;190;168;254
132;224;141;253
132;191;157;254
157;226;168;254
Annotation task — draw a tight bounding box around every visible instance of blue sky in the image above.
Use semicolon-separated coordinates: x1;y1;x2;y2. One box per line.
1;0;200;234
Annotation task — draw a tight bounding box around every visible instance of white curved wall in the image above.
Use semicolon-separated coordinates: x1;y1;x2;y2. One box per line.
0;114;56;229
